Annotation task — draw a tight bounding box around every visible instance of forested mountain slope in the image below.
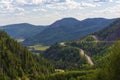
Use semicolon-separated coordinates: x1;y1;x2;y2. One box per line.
42;43;87;70
23;18;115;45
95;18;120;41
0;30;54;80
40;41;120;80
0;23;47;39
40;18;120;80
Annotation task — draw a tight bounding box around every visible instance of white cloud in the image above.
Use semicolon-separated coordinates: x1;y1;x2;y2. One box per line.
115;0;120;3
0;0;25;15
0;0;100;13
92;5;120;18
0;0;119;25
94;5;120;13
15;0;45;5
93;0;113;2
15;12;24;16
0;2;14;13
33;8;47;12
46;0;100;11
14;0;64;5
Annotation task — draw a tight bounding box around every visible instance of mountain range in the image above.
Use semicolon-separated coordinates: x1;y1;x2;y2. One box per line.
0;17;120;80
0;23;47;39
0;17;115;46
23;18;115;45
42;18;120;73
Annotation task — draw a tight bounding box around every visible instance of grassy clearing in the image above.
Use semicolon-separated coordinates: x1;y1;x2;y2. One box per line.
16;38;24;42
28;44;50;51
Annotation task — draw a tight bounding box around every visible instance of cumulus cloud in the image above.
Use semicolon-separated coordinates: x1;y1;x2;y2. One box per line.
0;0;117;17
92;4;120;18
15;0;44;5
93;0;113;2
0;0;119;18
94;5;120;13
66;0;97;8
0;0;25;15
0;0;120;25
94;0;120;3
0;0;101;15
0;2;23;14
14;0;64;5
46;0;100;11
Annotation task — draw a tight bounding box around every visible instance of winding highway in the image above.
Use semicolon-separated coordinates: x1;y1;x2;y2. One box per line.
80;49;94;66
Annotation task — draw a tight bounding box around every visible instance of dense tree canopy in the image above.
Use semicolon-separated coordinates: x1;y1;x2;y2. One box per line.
42;43;87;70
0;30;54;80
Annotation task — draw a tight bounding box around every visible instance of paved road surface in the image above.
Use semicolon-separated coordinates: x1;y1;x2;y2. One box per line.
80;49;94;66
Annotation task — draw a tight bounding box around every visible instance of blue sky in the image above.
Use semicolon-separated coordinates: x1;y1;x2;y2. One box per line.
0;0;120;25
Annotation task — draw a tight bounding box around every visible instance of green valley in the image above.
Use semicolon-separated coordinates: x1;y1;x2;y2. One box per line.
0;18;120;80
1;0;120;80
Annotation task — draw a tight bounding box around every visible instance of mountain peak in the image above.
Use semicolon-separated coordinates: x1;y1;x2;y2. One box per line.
2;23;34;27
50;17;80;27
60;17;80;21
